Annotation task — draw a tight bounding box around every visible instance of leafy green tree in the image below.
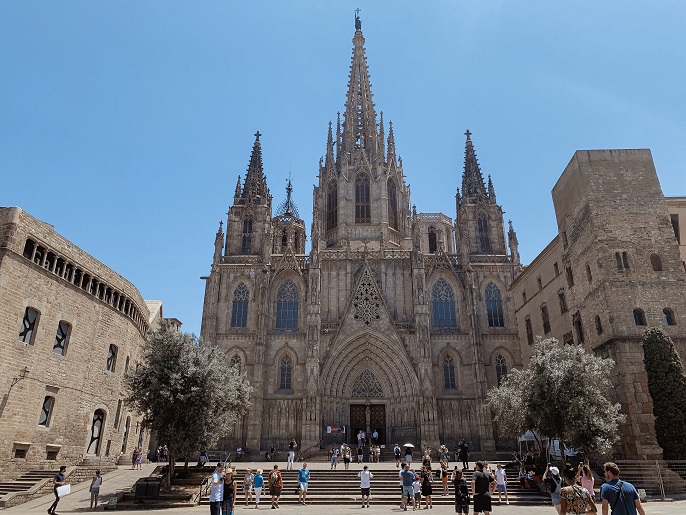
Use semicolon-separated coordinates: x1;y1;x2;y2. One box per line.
124;321;252;485
487;338;624;459
642;327;686;459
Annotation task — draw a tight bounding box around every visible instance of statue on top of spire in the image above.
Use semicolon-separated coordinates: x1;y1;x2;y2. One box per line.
355;8;362;30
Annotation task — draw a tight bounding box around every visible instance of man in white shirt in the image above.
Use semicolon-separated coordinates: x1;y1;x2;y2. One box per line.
209;463;224;515
494;463;509;505
358;465;374;508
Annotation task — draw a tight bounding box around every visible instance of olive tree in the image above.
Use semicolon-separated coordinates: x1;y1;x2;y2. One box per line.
124;321;252;486
487;338;624;460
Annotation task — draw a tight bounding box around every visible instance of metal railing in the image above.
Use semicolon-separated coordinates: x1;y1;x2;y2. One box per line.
591;460;686;499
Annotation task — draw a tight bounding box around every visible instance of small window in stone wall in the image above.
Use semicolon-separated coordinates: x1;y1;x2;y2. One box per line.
595;315;603;335
663;308;676;326
53;321;70;355
38;396;55;427
525;317;534;345
46;449;59;461
586;264;593;283
19;307;40;344
553;262;559;276
563;332;574;345
573;311;585;344
651;254;663;272
541;305;551;334
633;308;647;326
14;448;28;459
106;344;118;372
565;265;574;287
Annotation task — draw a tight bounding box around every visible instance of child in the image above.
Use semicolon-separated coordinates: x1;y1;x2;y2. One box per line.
90;470;103;511
412;474;422;511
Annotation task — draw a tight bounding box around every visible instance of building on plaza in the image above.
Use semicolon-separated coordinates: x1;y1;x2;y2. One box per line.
0;206;172;477
200;16;523;454
510;149;686;459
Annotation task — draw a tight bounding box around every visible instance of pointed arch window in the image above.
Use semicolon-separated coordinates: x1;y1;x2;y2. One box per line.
229;354;242;371
432;278;457;328
355;174;371;223
351;369;384;398
279;355;292;390
86;409;105;455
326;180;338;231
573;311;585;344
633;308;647;326
241;216;253;254
387;179;398;230
663;308;676;326
428;228;437;254
485;283;504;327
276;280;299;329
281;230;287;247
495;355;507;386
525;316;534;345
19;307;39;344
443;356;457;389
231;283;249;328
651;254;663;271
541;305;551;334
478;213;491;253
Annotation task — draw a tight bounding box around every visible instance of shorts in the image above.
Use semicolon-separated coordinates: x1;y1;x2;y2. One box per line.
344;457;350;464
90;487;100;495
402;485;414;498
299;482;308;492
455;499;470;514
473;493;492;512
360;487;370;497
414;492;421;502
269;486;281;497
497;483;507;492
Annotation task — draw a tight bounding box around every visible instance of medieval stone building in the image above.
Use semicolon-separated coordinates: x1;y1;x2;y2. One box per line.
510;150;686;460
0;206;170;477
200;18;523;454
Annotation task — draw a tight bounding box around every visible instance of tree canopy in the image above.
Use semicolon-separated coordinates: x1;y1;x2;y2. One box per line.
642;327;686;459
124;321;252;479
487;338;624;458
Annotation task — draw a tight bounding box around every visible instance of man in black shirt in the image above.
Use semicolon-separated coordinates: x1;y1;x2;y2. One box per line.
48;465;67;514
471;461;494;515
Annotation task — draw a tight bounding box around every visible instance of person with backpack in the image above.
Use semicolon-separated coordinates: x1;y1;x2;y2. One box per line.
394;444;402;468
600;462;645;515
471;460;495;515
268;464;282;509
543;465;564;514
451;468;470;514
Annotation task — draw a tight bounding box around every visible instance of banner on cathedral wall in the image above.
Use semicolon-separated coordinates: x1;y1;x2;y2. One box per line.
327;425;346;434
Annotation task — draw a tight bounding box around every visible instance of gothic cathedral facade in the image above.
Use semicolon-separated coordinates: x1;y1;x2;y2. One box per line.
201;19;523;454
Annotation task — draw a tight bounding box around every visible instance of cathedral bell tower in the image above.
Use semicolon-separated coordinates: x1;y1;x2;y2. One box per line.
312;15;412;252
226;132;273;261
456;130;509;263
272;179;306;254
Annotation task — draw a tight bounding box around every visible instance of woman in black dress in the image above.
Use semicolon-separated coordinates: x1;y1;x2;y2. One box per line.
421;466;433;509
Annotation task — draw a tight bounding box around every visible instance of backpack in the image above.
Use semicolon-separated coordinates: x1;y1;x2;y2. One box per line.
269;471;279;485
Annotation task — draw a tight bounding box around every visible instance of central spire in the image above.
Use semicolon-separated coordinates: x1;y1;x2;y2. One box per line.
341;12;378;158
461;130;489;202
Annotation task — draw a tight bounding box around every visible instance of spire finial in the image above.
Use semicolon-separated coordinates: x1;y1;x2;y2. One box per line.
355;8;362;30
254;131;262;141
465;129;471;141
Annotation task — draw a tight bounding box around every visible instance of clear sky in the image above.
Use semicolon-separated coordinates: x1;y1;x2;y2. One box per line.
2;1;684;336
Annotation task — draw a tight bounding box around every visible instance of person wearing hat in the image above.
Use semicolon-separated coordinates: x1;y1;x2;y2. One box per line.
451;467;470;514
209;463;225;515
253;468;264;509
471;461;495;515
243;468;255;506
223;467;236;515
543;464;563;514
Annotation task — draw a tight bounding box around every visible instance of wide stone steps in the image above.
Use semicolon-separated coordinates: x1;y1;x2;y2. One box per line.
199;467;548;506
0;469;57;496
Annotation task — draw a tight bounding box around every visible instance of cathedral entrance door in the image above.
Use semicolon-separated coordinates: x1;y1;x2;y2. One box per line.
349;404;386;445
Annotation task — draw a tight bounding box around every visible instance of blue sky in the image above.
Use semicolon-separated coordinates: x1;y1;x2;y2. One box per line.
2;1;684;335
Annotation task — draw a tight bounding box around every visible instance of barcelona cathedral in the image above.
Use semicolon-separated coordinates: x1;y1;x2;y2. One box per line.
200;15;524;455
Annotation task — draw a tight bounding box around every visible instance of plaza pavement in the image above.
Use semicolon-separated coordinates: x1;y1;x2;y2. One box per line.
3;460;685;514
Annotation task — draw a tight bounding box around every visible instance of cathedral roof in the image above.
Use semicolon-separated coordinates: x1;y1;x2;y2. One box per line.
275;178;300;219
461;130;489;203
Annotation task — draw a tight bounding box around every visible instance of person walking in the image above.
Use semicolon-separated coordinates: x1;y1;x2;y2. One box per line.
600;462;646;515
394;444;402;468
440;463;450;496
330;445;339;469
471;461;494;515
578;464;595;501
243;468;255;506
405;446;413;465
343;444;352;470
297;462;310;505
268;464;282;509
494;463;509;505
457;441;469;471
89;469;103;511
209;463;225;515
357;445;364;464
287;439;297;470
543;465;564;514
451;468;470;514
253;468;264;509
48;465;67;515
135;447;143;470
358;464;373;508
560;466;596;514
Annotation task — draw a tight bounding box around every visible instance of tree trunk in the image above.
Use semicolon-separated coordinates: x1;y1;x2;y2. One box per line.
164;454;175;491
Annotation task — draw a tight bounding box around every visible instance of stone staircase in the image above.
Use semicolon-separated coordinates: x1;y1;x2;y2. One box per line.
199;465;549;507
0;469;57;496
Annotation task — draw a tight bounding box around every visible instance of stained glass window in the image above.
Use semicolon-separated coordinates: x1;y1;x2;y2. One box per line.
241;216;253;254
351;369;384;398
231;283;249;327
495;355;507;386
327;180;338;231
478;213;491;253
276;280;298;329
443;356;456;389
485;283;504;327
279;355;292;390
387;179;398;230
432;278;457;328
355;174;371;223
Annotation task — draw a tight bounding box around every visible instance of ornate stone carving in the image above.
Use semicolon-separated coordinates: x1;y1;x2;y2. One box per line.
351;369;384;398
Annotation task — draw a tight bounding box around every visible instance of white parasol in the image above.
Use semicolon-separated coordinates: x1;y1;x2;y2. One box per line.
403;443;415;448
